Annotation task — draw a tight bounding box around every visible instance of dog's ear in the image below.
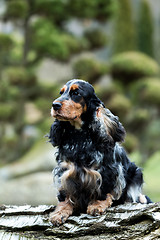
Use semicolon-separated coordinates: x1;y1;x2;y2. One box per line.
49;120;63;146
96;106;125;143
87;93;104;112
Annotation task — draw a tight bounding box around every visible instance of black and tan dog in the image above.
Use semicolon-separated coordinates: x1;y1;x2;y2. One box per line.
49;79;151;225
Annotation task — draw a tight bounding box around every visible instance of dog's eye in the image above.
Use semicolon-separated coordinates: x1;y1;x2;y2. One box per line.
71;90;80;96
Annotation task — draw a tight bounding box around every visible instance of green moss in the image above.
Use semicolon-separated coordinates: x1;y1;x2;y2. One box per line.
111;52;160;83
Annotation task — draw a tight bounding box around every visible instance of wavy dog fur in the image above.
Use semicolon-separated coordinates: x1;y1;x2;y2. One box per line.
49;79;152;226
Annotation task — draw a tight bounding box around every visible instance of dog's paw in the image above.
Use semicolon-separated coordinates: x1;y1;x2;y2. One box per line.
87;194;113;216
87;200;107;216
49;211;69;226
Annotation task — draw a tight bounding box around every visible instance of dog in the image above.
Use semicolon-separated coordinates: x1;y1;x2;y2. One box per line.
49;79;151;226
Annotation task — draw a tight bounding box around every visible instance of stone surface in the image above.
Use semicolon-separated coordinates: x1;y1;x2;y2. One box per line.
0;172;58;205
0;203;160;239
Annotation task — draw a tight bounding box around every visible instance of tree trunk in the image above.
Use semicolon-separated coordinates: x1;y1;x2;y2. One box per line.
0;203;160;239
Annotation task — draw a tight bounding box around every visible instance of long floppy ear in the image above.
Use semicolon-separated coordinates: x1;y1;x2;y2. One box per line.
49;119;63;146
96;106;125;143
87;92;104;112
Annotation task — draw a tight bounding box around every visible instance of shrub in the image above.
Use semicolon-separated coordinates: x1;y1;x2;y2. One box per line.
110;52;160;83
73;57;107;84
107;94;131;118
4;0;28;19
4;67;37;87
137;0;154;56
112;0;136;54
0;34;13;50
95;83;120;102
31;19;70;61
127;108;150;131
84;29;107;49
132;77;160;106
0;103;15;121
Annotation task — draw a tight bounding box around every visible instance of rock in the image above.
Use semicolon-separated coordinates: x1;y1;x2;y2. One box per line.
0;203;160;239
0;140;56;180
0;172;58;205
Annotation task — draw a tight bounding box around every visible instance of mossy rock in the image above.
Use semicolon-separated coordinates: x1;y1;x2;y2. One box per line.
73;57;107;84
110;51;159;83
123;133;139;153
131;77;160;106
106;94;131;118
4;67;37;87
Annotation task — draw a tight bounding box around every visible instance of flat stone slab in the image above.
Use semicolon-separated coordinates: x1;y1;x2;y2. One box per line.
0;203;160;239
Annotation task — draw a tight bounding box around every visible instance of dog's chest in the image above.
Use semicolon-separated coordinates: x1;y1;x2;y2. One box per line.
59;128;104;166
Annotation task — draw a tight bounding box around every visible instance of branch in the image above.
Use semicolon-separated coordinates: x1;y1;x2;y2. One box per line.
0;203;160;239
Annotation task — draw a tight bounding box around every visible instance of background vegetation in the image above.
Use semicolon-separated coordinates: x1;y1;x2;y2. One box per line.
0;0;160;204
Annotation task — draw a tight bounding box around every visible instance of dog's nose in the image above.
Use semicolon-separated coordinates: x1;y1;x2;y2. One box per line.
52;102;62;111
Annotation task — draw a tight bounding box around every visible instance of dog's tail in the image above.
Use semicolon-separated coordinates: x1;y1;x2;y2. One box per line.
145;195;153;203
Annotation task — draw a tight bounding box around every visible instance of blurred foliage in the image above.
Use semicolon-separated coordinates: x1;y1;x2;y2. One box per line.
137;0;154;57
0;103;15;121
84;28;108;49
112;0;136;54
67;0;117;21
0;0;160;203
73;57;108;84
111;52;160;83
123;133;139;154
4;67;36;87
107;94;131;119
1;0;117;163
131;77;160;106
143;151;160;201
31;18;88;61
126;108;150;132
4;0;29;20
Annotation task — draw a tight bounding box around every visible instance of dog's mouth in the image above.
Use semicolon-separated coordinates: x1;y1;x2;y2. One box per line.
51;108;78;121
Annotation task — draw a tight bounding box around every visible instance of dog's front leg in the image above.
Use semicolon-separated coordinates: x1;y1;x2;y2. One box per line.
49;198;73;226
87;193;113;216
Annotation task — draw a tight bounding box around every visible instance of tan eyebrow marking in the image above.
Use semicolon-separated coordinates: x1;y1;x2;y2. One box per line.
60;85;67;94
69;84;79;92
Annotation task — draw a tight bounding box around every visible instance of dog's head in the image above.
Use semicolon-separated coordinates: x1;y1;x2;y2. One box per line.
51;79;101;128
51;79;125;142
